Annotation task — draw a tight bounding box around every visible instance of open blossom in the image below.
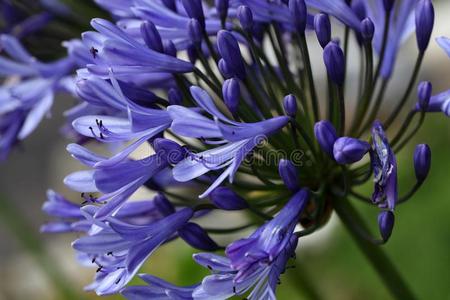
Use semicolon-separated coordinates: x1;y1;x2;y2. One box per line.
1;0;448;299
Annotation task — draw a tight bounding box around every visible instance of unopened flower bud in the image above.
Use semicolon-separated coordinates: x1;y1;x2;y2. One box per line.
323;41;346;85
333;137;370;164
314;120;337;157
215;0;229;22
279;159;300;191
289;0;307;33
378;210;395;241
360;18;375;42
283;94;298;117
414;144;431;182
218;58;232;78
314;13;331;49
415;0;435;52
188;18;203;45
417;81;432;111
164;40;177;57
140;21;164;53
217;30;246;80
222;78;240;114
237;5;253;31
178;222;219;251
182;0;205;29
209;187;248;210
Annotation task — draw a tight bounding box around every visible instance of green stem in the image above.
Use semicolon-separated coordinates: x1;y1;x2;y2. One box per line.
333;198;417;300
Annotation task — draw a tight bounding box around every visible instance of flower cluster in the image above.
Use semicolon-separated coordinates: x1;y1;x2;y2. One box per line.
1;0;448;299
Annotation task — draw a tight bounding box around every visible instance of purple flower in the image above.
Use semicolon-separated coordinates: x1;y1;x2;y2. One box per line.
72;207;193;295
169;86;289;198
85;18;194;76
191;189;309;299
371;121;398;210
0;34;75;159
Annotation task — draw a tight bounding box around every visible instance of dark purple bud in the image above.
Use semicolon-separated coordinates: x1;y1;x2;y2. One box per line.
237;5;253;31
351;0;367;20
218;58;232;78
178;222;219;251
182;0;205;29
222;78;240;114
153;138;187;164
378;211;395;241
417;81;432;111
154;193;175;216
164;40;177;57
360;18;375;42
283;94;298;117
209;187;248;210
215;0;229;22
217;30;246;80
187;44;198;64
415;0;434;52
323;42;346;85
168;87;183;105
333;137;370;164
279;159;300;191
314;13;331;49
289;0;307;33
314;120;337;157
162;0;177;11
383;0;395;12
188;18;203;45
414;144;431;182
140;21;164;53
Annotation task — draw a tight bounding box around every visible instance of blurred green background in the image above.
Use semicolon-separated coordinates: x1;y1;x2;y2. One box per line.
1;2;450;300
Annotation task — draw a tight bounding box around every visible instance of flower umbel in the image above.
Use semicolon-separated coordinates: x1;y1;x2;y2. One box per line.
0;0;447;299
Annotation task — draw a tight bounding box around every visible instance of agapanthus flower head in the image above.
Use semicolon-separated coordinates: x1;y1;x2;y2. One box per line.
1;0;443;298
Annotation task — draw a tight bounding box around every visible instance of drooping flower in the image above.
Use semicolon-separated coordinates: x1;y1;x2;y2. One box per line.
370;121;398;211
